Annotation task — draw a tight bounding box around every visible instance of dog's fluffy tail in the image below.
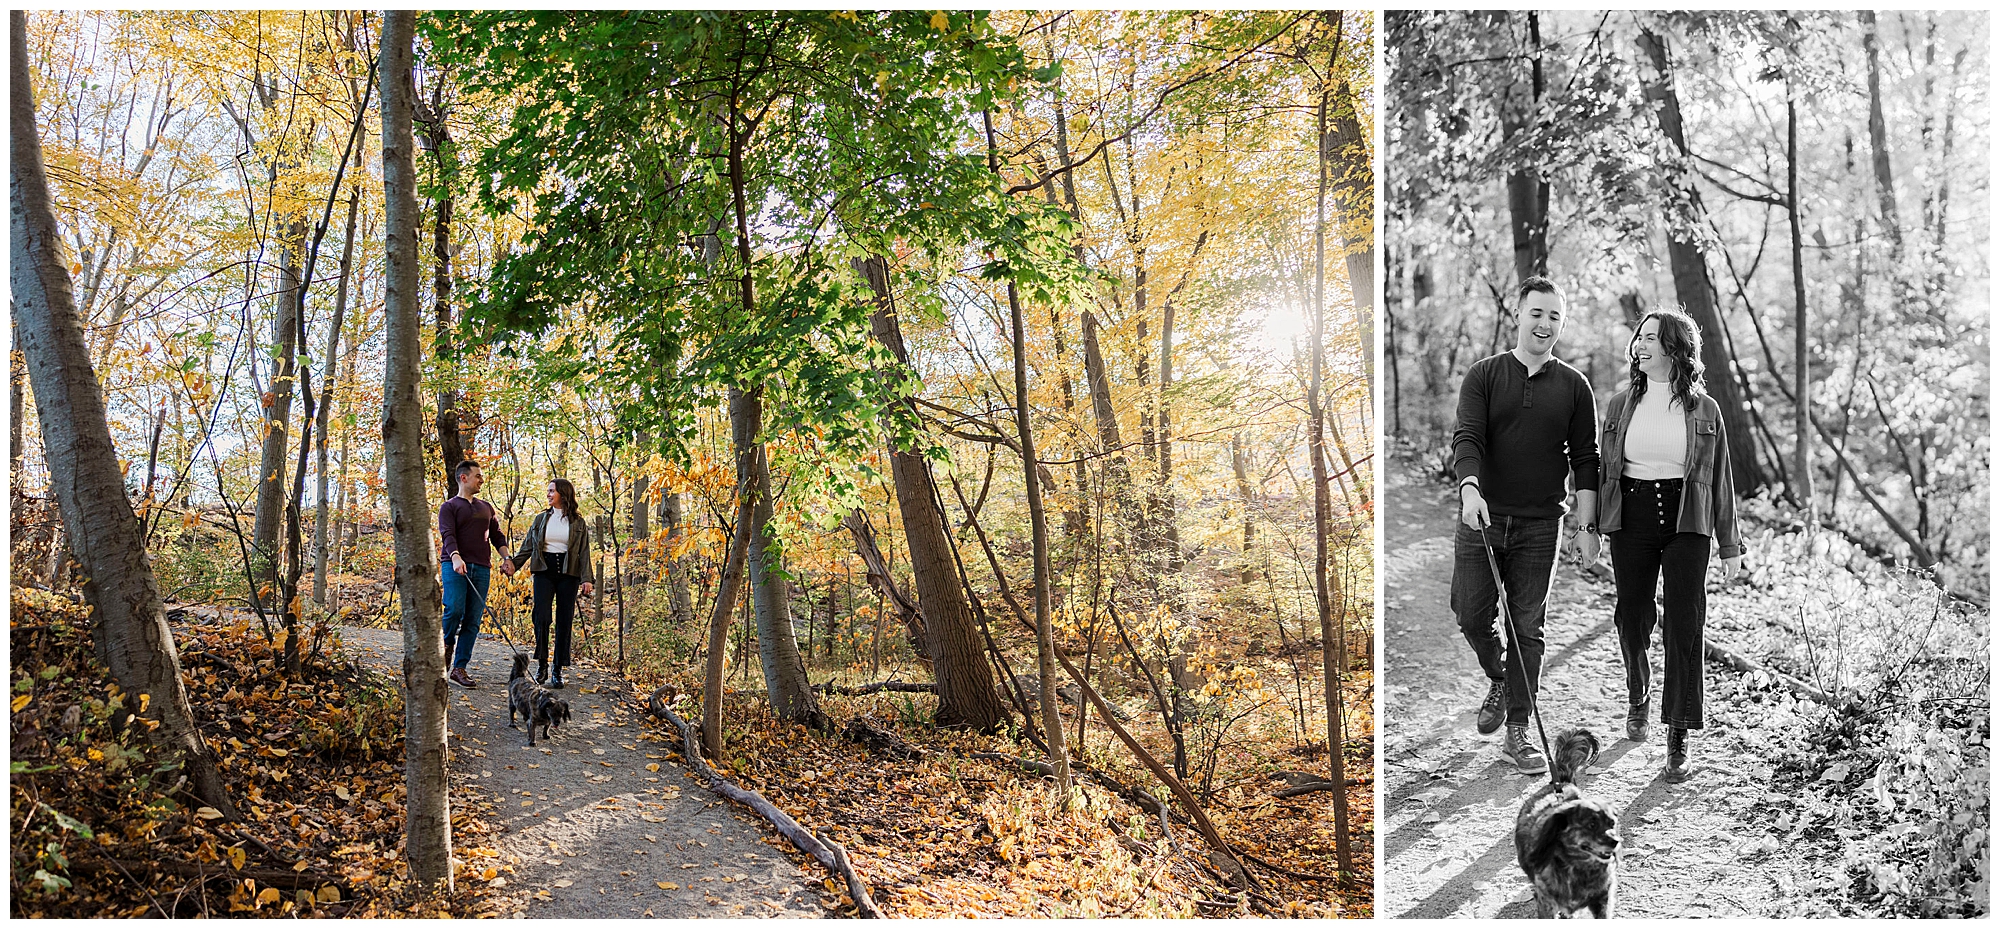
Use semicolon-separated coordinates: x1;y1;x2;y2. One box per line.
1549;728;1600;785
510;652;528;681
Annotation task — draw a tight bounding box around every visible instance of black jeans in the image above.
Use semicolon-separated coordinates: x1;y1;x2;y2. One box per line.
1610;477;1709;729
533;552;580;669
1451;514;1561;727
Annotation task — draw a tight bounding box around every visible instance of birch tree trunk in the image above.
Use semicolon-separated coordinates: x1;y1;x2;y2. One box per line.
11;11;237;818
380;10;452;889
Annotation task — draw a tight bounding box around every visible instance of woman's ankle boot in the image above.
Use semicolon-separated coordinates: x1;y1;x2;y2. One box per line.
1665;726;1692;783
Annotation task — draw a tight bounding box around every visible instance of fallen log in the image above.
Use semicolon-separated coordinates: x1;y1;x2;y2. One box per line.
842;716;924;760
1273;777;1371;799
645;685;882;918
814;679;936;696
1705;638;1851;710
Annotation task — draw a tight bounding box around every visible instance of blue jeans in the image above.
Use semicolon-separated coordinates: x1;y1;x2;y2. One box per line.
1450;515;1561;727
441;562;491;670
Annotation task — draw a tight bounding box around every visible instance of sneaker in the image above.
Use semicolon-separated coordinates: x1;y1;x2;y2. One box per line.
449;667;477;689
1503;725;1548;774
549;667;565;689
1626;701;1650;743
1665;727;1692;783
1476;679;1506;734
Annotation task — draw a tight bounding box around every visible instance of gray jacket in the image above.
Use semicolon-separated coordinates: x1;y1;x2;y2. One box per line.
509;509;596;583
1598;387;1743;559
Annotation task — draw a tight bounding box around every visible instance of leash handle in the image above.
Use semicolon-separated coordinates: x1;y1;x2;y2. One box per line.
1481;530;1556;783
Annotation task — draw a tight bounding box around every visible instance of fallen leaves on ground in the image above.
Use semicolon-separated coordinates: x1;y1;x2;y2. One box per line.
9;586;504;918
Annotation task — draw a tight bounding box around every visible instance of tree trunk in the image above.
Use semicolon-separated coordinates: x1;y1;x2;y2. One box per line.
1310;64;1354;877
1494;11;1549;282
251;223;303;611
1860;12;1905;275
1637;28;1766;494
1231;433;1258;584
380;11;452;889
703;449;754;760
986;110;1070;793
1080;311;1139;539
1325;70;1375;398
730;387;819;723
11;339;25;491
314;187;361;607
664;488;693;624
10;11;237;818
855;256;1006;731
1787;86;1815;513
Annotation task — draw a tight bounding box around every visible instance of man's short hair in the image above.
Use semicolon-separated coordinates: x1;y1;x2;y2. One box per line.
454;460;480;484
1517;275;1564;306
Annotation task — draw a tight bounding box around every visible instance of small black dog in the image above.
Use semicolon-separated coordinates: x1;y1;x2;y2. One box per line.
1514;728;1620;918
508;654;571;746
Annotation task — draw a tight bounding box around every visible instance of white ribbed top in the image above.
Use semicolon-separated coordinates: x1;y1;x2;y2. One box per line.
543;510;572;553
1623;382;1687;480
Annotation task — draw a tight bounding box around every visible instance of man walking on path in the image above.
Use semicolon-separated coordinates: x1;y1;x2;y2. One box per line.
1450;276;1600;773
440;459;513;687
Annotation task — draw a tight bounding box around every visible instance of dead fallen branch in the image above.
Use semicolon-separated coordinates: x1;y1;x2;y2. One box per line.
1706;637;1852;709
842;715;925;760
815;679;937;696
645;685;883;918
1273;777;1371;798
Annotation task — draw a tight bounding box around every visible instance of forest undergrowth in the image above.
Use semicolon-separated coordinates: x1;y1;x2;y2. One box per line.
7;583;511;918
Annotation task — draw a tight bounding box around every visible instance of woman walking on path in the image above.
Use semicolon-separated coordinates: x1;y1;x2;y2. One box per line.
1594;308;1744;782
509;478;595;688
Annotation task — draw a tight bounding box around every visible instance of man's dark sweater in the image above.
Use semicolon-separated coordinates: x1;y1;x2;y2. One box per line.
1451;351;1601;519
439;495;507;568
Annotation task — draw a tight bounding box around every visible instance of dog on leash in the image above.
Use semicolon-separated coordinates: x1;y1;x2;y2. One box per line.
508;653;571;746
1514;728;1619;918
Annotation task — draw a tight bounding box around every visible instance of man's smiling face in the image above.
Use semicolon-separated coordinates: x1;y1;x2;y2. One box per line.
1515;290;1566;357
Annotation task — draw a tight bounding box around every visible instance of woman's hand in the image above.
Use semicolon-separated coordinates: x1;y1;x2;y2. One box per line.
1577;531;1603;567
581;582;595;598
1721;554;1744;580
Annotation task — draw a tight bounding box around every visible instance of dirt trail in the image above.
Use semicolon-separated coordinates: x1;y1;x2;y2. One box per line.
339;625;819;918
1380;453;1814;918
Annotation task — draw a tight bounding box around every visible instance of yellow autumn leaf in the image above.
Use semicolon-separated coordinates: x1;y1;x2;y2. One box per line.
228;845;247;870
255;886;282;907
645;763;660;772
656;881;679;890
929;11;949;31
316;885;341;904
11;693;31;712
195;806;225;820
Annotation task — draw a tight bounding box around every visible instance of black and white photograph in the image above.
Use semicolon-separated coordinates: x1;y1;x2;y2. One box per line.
1379;10;1988;918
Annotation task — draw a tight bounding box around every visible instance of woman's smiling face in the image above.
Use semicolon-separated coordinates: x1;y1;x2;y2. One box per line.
547;484;561;507
1632;317;1673;381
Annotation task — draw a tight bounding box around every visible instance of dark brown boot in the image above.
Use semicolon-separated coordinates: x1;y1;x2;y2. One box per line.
1665;726;1692;783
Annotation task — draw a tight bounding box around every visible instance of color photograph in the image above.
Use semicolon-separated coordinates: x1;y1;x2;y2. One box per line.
8;10;1373;918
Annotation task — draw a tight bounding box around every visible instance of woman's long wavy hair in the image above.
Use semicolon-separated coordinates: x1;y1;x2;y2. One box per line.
1629;307;1706;410
549;478;582;521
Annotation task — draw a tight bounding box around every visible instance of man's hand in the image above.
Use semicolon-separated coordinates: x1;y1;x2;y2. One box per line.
581;582;595;598
1459;484;1490;530
1721;554;1744;580
501;560;516;578
451;554;468;576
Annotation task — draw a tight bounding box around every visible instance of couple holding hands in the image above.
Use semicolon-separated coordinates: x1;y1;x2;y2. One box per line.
1449;277;1743;784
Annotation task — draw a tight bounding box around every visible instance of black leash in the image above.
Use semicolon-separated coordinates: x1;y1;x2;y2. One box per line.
1481;528;1556;784
452;560;526;661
